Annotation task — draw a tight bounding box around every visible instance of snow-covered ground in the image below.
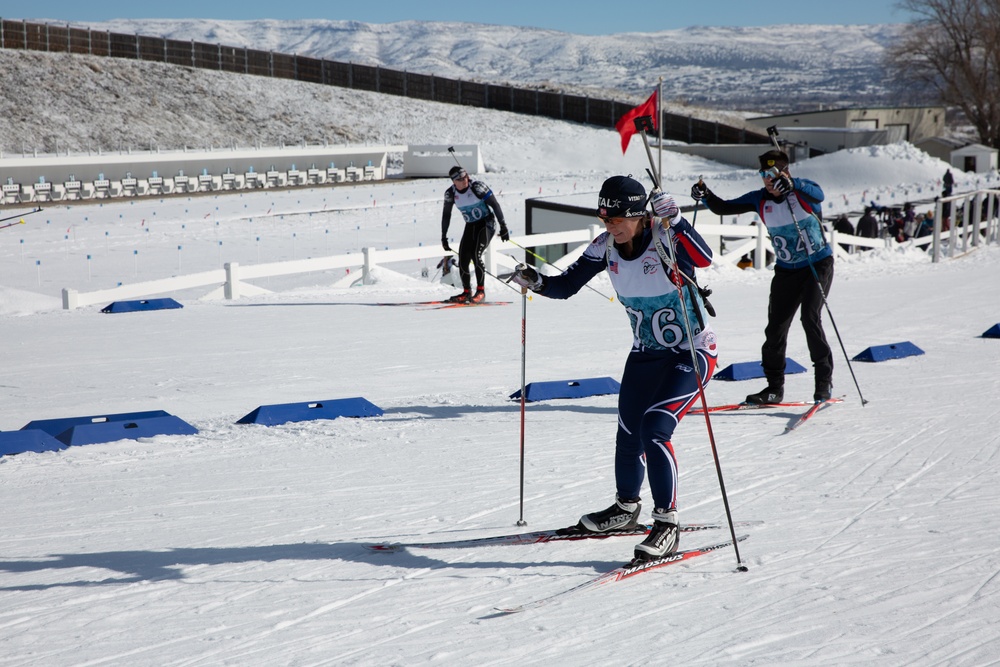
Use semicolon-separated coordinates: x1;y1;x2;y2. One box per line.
2;95;1000;664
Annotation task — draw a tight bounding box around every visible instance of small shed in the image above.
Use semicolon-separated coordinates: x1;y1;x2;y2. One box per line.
951;143;999;173
913;136;963;162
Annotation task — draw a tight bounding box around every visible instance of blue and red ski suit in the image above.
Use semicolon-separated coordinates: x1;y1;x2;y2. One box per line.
537;217;717;512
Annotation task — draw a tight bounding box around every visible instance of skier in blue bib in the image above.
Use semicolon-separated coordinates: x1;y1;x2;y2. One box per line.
440;166;509;303
692;149;833;404
511;175;717;561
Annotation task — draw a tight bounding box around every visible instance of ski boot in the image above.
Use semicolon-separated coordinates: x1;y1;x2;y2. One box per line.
745;385;783;405
814;379;832;402
446;289;471;304
634;508;679;561
578;496;641;533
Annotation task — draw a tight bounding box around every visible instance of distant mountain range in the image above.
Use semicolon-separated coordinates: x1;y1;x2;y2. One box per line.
71;19;908;114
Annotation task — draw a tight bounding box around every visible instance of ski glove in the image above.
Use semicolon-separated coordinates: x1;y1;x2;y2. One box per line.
690;182;708;201
510;263;543;292
772;173;794;196
441;237;452;252
499;224;510;242
650;190;680;225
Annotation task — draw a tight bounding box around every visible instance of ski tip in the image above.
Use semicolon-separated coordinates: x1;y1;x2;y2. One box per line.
365;544;403;553
493;606;525;615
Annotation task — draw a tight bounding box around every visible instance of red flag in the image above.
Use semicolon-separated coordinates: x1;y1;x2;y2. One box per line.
615;90;658;154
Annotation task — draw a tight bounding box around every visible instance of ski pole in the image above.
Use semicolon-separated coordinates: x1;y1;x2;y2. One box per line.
0;207;41;228
516;286;528;526
447;146;464;170
636;116;748;572
765;126;868;407
0;219;27;231
657;199;718;318
505;239;614;301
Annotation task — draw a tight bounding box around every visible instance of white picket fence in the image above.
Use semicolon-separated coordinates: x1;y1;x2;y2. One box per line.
930;189;1000;262
60;192;1000;310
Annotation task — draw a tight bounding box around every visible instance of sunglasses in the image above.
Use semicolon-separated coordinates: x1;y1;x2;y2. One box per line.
759;167;780;179
451;171;468;182
600;215;641;226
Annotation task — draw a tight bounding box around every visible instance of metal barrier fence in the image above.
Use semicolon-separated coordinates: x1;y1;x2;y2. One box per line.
0;18;768;147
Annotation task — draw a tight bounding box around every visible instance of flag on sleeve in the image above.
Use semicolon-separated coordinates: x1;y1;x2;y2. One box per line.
615;90;658;154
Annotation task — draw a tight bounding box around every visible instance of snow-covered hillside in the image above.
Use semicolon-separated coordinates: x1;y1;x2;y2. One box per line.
0;16;938;157
73;18;906;110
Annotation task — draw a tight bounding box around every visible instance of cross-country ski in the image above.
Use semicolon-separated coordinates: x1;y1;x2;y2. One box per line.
494;535;749;614
419;301;511;310
370;299;512;309
784;397;843;433
690;398;843;414
368;520;762;552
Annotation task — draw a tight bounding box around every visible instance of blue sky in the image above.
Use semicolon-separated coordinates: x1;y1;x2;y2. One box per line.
7;0;915;34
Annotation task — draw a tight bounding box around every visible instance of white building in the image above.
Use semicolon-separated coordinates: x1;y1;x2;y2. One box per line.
950;143;999;174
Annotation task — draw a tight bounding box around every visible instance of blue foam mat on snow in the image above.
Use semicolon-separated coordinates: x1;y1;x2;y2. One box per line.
509;377;621;402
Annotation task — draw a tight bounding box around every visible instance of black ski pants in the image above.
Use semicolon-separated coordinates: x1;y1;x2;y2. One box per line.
761;256;834;388
457;218;495;290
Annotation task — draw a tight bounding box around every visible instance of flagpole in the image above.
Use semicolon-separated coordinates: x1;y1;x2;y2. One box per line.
657;78;663;183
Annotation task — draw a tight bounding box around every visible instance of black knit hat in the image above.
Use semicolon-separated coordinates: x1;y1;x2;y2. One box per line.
758;149;789;171
597;175;647;218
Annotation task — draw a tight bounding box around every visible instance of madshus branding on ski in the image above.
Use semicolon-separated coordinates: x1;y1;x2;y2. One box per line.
494;534;751;614
369;521;759;613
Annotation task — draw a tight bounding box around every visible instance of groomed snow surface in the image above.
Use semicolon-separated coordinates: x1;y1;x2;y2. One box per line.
2;118;1000;665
